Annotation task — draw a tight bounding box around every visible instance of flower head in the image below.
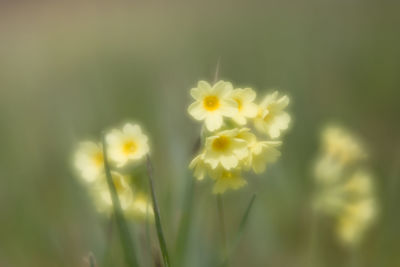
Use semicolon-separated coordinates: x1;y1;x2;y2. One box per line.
322;126;366;164
236;128;281;173
91;171;134;213
188;80;290;194
74;141;104;183
211;168;247;194
337;199;376;246
313;125;377;247
189;154;210;180
254;91;290;139
188;80;238;131
203;128;249;170
127;193;154;221
106;123;149;167
343;170;372;197
231;88;258;125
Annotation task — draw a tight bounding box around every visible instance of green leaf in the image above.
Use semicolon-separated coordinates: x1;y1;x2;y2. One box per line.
146;155;171;267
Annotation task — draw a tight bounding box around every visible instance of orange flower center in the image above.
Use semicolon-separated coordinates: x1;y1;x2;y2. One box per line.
93;152;104;166
234;98;243;111
203;95;220;111
212;136;230;152
123;140;137;155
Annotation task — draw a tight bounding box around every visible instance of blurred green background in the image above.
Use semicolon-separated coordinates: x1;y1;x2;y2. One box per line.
1;1;399;266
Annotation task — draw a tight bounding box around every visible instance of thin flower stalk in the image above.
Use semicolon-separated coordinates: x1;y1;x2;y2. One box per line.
102;136;140;267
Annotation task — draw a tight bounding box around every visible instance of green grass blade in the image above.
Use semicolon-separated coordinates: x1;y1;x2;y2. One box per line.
219;194;256;267
235;194;256;244
174;138;201;267
88;252;97;267
146;155;171;267
101;135;139;267
174;173;195;267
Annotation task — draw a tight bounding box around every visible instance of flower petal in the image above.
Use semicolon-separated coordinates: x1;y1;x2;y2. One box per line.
188;101;207;120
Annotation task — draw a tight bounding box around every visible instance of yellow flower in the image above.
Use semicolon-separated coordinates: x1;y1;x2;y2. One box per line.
189;154;210;180
203;128;249;170
254;91;290;139
313;155;344;184
236;128;281;173
74;141;104;183
322;126;365;164
336;199;376;245
91;171;134;214
210;168;247;194
313;186;346;215
106;123;149;167
343;170;372;197
231;88;258;125
250;141;281;174
127;193;154;221
188;80;238;131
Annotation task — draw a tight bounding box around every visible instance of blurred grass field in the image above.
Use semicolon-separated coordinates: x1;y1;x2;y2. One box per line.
0;1;400;266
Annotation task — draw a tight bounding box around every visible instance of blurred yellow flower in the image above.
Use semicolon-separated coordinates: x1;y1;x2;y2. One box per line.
313;125;377;246
231;88;258;125
210;168;247;194
203;128;249;170
254;91;290;139
127;193;154;221
91;171;134;214
188;80;238;131
74;141;104;183
189;154;210;180
337;199;376;246
313;155;344;184
322;126;366;164
343;170;372;197
106;123;149;167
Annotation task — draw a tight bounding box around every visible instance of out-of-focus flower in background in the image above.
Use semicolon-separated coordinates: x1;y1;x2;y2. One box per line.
313;125;377;247
73;122;153;221
106;123;149;167
90;171;134;213
74;142;104;183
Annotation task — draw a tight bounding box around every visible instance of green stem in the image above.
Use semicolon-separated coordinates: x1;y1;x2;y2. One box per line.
213;57;221;84
88;252;97;267
101;136;139;267
101;216;114;267
219;194;256;267
217;194;228;265
174;137;201;267
174;174;195;267
146;155;171;267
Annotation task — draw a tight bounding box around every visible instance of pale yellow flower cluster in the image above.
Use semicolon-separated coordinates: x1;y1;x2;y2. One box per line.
313;125;377;246
74;122;153;220
188;80;291;194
